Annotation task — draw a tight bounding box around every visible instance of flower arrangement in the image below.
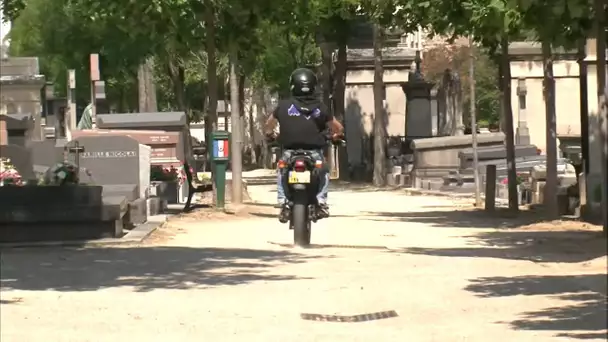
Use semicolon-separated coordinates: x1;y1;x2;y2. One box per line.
179;164;195;185
151;165;181;182
500;173;526;185
42;161;80;185
0;158;23;186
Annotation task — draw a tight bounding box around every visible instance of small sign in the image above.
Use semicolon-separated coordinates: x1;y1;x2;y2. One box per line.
68;70;76;89
95;81;106;99
213;139;229;158
90;54;100;81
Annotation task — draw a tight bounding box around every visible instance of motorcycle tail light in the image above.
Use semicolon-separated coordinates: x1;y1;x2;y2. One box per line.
294;160;306;172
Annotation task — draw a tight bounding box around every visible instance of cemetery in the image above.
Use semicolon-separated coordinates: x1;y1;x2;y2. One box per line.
0;57;216;244
370;45;590;217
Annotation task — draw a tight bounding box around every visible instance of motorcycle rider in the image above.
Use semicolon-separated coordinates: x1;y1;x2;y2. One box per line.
264;67;344;222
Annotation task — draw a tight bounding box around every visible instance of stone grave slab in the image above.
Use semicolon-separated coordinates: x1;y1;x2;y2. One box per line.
458;144;539;170
0;185;128;243
96;112;187;129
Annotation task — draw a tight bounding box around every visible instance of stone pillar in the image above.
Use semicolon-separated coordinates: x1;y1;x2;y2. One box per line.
516;77;530;145
0;115;7;145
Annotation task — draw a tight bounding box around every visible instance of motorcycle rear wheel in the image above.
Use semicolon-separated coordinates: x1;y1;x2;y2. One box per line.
291;203;311;247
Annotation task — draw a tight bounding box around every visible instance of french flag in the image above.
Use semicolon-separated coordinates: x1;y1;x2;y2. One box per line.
213;139;230;158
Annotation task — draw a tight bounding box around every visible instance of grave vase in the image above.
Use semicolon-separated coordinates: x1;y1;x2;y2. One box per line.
154;181;179;204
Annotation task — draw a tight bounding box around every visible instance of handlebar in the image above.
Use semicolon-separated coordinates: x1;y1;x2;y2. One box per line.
265;132;346;146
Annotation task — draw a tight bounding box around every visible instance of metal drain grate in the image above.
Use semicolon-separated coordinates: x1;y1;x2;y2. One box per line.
268;242;389;250
301;310;398;323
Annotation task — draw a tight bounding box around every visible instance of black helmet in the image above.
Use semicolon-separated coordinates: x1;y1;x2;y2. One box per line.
289;68;317;96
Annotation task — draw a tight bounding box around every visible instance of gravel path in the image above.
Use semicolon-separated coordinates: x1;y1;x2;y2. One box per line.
1;184;606;341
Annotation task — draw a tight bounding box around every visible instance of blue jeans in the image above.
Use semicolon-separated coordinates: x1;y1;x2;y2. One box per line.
277;149;329;205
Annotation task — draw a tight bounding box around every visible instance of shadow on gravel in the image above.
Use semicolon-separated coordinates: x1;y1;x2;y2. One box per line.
465;274;607;340
398;230;606;263
328;180;401;193
363;208;575;229
0;247;316;292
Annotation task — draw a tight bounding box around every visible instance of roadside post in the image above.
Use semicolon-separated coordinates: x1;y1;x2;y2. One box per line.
210;131;231;209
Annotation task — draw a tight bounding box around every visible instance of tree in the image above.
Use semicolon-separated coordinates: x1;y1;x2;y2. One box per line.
1;0;25;22
515;0;592;217
371;23;387;186
423;44;500;128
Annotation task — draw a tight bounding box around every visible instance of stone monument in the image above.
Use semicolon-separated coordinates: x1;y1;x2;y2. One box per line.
401;51;435;140
0;57;45;140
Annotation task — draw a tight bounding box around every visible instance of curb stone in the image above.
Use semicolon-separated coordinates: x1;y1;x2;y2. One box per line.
0;217;167;249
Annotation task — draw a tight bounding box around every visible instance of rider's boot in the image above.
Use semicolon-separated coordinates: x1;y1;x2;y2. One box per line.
317;203;329;219
277;201;290;223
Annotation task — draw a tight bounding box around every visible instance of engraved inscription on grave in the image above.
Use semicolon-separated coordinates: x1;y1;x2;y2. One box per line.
81;151;137;158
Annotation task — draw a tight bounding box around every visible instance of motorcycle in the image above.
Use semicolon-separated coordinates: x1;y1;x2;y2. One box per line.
269;133;345;247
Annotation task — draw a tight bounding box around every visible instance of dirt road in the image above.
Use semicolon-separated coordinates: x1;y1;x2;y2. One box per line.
1;184;606;341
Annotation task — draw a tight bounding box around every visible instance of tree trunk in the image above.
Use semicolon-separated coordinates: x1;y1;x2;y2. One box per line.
167;59;186;111
229;45;243;204
593;0;607;232
137;57;158;112
542;39;559;217
333;43;347;121
204;1;218;204
500;35;519;212
247;98;257;166
578;39;590;208
372;24;386;187
255;88;270;168
238;74;246;153
319;39;337;178
320;39;333;108
334;42;348;180
204;2;218;133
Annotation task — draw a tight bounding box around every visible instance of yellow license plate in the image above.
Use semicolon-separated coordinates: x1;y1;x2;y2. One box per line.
288;171;311;184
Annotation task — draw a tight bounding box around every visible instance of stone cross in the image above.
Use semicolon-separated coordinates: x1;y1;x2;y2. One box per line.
65;141;85;171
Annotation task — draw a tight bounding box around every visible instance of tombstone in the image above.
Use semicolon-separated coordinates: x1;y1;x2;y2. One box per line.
0;144;36;182
402;53;435;139
69;135;151;224
70;135;141;194
72;129;182;167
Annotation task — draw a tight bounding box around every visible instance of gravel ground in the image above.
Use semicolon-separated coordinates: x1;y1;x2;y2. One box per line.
1;183;605;342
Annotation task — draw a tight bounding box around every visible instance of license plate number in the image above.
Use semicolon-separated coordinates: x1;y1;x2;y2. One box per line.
288;171;311;184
